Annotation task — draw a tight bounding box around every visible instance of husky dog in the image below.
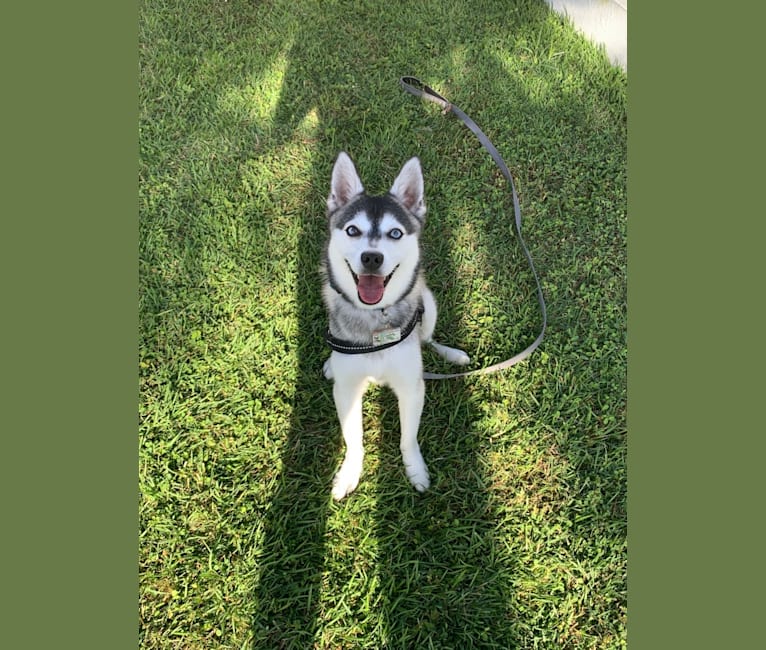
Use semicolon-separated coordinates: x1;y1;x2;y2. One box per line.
321;152;470;500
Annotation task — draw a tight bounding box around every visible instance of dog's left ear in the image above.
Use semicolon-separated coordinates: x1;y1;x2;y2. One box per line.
390;157;426;219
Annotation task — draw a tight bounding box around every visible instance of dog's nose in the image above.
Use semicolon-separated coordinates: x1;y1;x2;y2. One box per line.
360;250;384;272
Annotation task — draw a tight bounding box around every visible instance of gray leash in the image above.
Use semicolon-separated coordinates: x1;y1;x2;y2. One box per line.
399;76;547;380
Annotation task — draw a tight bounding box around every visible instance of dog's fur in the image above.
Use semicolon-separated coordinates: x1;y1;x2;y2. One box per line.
321;152;469;500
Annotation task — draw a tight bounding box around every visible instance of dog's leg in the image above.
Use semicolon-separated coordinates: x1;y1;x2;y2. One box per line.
428;341;470;366
322;358;334;380
331;375;368;500
420;287;470;366
392;377;430;492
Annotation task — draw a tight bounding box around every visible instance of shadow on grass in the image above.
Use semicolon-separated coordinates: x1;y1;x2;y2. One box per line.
246;87;490;650
243;2;555;646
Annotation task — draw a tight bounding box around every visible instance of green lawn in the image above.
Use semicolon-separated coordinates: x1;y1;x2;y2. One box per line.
139;0;627;648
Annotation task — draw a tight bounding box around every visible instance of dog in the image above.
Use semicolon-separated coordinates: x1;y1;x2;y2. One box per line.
321;152;470;500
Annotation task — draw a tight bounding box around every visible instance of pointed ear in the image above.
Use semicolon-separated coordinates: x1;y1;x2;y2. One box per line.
327;152;364;213
390;157;426;219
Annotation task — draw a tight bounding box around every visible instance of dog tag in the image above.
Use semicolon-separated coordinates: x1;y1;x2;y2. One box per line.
372;327;402;346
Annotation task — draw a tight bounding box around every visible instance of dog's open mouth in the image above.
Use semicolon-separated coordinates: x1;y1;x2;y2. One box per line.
347;262;398;305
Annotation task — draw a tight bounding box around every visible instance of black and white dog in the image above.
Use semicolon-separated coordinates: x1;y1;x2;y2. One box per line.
321;152;469;500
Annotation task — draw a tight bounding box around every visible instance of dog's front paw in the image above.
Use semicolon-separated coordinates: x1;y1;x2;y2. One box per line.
453;349;470;366
323;358;334;380
403;457;430;493
332;460;362;501
429;341;470;366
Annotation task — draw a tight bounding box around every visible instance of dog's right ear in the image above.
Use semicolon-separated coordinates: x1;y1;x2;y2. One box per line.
327;152;364;213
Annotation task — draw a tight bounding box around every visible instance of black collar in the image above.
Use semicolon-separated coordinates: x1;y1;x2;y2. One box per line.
325;306;424;355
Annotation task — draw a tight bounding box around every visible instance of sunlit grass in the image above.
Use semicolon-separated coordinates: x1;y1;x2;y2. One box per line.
139;0;626;648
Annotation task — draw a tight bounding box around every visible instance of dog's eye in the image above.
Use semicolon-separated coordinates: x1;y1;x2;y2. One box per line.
388;228;403;240
345;225;361;237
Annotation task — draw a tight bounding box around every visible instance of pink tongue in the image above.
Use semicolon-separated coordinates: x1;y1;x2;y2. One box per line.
357;274;385;305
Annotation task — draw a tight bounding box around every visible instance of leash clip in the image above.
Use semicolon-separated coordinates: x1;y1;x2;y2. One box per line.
400;76;452;113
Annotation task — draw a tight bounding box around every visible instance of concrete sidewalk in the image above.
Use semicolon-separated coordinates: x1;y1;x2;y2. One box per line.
544;0;627;71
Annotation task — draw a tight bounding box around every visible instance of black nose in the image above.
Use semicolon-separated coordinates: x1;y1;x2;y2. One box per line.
360;250;384;272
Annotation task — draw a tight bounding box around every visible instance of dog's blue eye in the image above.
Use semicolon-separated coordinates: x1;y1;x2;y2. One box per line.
388;228;403;240
345;225;361;237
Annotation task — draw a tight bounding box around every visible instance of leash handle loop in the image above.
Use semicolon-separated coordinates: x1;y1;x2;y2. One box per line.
399;76;451;112
400;76;548;380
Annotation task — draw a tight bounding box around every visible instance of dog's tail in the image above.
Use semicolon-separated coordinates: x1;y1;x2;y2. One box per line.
428;340;470;366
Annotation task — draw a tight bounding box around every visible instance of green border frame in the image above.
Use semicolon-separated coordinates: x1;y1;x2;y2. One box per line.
5;1;762;647
629;2;763;649
4;4;137;648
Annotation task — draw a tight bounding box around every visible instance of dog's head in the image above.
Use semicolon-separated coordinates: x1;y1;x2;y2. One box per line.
325;152;426;309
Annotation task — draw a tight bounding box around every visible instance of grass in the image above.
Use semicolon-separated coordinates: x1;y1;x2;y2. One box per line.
139;0;627;648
